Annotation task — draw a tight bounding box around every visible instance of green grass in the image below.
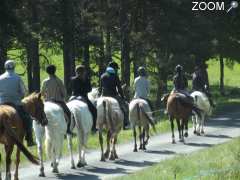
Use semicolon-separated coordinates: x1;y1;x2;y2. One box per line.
116;137;240;180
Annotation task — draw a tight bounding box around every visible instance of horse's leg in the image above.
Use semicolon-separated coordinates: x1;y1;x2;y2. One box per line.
133;126;137;152
13;148;20;180
200;114;205;135
5;144;13;180
184;119;189;137
143;125;150;150
104;130;111;158
0;153;2;180
180;120;185;143
67;134;75;169
77;130;84;168
138;126;143;149
196;114;201;136
192;115;197;134
99;130;105;161
82;133;88;166
113;136;118;159
109;135;117;160
170;116;176;144
176;119;181;141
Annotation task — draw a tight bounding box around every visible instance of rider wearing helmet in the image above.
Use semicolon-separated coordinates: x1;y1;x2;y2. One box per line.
41;64;72;134
99;61;129;129
173;64;188;92
134;66;153;110
0;60;35;146
70;65;97;132
192;64;215;107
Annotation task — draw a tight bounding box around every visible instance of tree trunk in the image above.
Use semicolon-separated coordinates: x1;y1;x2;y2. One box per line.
105;28;111;63
219;55;225;95
83;44;90;70
0;42;7;74
62;0;75;95
120;0;130;89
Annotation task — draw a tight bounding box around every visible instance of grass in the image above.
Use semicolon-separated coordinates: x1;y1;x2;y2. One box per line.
116;137;240;180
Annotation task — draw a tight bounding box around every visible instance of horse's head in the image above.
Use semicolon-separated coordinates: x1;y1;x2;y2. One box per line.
161;93;170;105
22;92;48;126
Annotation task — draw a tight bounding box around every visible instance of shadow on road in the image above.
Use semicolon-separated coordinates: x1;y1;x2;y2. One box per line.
146;150;176;155
204;134;232;139
185;142;213;147
55;172;101;180
115;159;156;167
86;166;127;175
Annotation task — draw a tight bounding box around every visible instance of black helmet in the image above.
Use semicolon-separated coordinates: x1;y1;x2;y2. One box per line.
108;61;119;70
137;66;146;76
46;65;56;75
175;64;183;73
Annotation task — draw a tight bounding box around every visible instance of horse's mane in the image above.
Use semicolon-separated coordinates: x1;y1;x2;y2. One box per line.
22;92;39;104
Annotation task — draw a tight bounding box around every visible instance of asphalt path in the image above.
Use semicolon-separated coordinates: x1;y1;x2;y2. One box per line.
3;110;240;180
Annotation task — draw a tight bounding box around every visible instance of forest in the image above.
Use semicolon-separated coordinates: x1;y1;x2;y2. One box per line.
0;0;240;104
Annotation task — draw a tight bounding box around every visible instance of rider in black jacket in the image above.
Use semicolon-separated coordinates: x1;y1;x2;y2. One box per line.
99;61;129;129
71;65;97;132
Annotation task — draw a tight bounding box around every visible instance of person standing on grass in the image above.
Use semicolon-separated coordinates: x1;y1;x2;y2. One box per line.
41;64;72;134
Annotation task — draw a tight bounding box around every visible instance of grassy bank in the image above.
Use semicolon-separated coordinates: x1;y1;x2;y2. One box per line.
117;137;240;180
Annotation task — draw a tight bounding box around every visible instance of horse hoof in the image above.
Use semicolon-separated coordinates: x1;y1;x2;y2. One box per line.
71;165;76;169
109;153;115;161
197;132;201;136
172;140;176;144
133;148;138;152
52;168;59;173
139;144;143;150
193;130;197;134
39;172;45;177
201;131;205;134
77;162;85;168
104;151;110;159
184;132;188;137
100;157;106;162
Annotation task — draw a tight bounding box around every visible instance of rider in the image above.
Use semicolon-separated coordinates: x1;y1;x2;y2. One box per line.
70;65;97;132
192;64;215;107
0;60;35;146
173;64;194;104
133;66;153;111
41;64;72;134
99;61;129;129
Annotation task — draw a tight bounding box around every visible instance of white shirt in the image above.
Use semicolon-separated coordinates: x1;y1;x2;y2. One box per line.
134;76;150;99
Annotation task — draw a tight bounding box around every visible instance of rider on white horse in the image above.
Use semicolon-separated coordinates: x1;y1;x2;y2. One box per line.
192;64;215;107
133;66;153;111
41;64;72;134
99;61;129;129
70;65;97;132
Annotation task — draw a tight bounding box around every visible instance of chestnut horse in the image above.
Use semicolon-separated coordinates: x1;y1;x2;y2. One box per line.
0;93;47;180
165;92;201;144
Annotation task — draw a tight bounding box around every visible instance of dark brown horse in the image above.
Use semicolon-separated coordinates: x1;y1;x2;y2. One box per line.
0;93;48;180
166;92;201;144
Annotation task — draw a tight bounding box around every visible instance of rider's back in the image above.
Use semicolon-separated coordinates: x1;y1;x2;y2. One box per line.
0;71;24;105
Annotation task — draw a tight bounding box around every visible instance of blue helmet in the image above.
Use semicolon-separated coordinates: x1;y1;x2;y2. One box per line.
106;67;115;74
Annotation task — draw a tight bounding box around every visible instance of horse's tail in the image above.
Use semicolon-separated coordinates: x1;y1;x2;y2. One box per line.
137;103;156;132
2;120;39;165
103;100;114;132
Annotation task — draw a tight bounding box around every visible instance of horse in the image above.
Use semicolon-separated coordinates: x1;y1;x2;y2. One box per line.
164;92;201;144
33;101;68;176
191;91;212;135
66;98;92;168
129;98;155;152
0;92;47;180
96;97;124;161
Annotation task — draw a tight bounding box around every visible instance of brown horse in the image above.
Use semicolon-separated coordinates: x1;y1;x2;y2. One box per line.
165;92;201;144
0;93;48;180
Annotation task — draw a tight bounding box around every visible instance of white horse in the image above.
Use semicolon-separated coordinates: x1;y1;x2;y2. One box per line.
191;91;212;135
66;98;92;168
33;101;67;176
129;99;155;152
97;97;124;161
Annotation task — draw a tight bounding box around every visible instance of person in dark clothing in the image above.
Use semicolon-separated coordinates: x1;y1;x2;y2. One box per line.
99;61;129;129
192;65;215;107
41;65;72;134
71;65;97;132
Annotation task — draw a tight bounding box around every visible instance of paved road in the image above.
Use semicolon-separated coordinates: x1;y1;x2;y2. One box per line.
4;110;240;180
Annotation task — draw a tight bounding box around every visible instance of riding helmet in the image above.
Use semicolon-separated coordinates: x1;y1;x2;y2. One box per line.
4;60;15;70
175;64;183;73
138;66;146;76
108;61;119;70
